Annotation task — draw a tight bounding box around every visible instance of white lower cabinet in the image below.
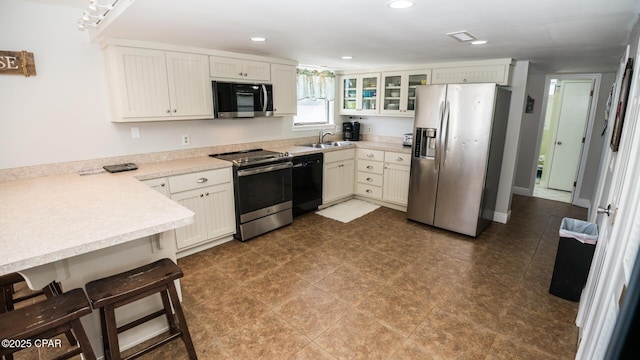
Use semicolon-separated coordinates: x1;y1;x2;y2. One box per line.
382;163;410;205
323;149;355;204
356;149;411;207
356;149;384;200
168;168;235;250
142;178;170;197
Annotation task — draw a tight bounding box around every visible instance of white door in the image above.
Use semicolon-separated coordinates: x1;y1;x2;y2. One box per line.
576;43;640;359
547;80;594;191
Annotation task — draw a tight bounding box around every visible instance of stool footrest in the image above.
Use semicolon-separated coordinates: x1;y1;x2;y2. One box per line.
117;309;166;334
122;332;182;360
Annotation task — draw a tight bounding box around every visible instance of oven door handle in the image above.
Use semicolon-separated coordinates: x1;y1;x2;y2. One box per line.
237;162;293;177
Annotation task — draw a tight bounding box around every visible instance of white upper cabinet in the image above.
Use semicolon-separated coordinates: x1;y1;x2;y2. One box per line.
380;70;430;116
209;56;271;81
165;52;214;118
431;63;513;85
270;64;297;116
105;46;212;122
339;73;380;115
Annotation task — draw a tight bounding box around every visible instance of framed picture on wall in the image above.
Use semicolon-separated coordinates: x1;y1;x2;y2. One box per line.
611;58;634;152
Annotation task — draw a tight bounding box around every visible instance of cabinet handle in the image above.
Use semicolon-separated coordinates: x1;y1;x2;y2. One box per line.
366;177;373;182
243;73;248;77
239;72;243;76
463;78;468;83
366;153;374;158
161;183;166;187
205;192;210;196
200;194;204;198
366;165;373;169
166;109;171;113
366;189;373;193
197;178;208;183
395;157;403;161
173;109;177;113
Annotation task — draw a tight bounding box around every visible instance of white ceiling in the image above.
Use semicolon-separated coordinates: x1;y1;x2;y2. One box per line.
66;0;640;73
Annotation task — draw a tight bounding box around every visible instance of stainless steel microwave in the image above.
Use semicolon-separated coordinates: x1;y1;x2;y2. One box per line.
212;81;274;118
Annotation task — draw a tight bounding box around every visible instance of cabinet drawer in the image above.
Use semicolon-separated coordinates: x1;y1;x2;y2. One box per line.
357;159;384;174
357;148;384;161
357;172;383;186
324;148;355;163
169;168;231;193
384;151;410;166
356;183;382;199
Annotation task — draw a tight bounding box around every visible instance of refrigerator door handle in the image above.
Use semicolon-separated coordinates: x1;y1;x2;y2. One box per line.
435;101;445;171
440;101;451;171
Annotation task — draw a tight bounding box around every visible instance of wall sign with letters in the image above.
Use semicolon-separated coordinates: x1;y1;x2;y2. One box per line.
0;50;36;77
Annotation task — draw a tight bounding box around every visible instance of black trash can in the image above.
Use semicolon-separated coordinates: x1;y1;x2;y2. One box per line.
549;218;598;302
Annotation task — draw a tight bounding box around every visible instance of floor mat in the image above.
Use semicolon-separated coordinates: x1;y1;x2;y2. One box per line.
315;199;380;223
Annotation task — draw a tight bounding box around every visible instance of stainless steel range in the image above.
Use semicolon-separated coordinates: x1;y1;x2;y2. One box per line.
210;149;293;241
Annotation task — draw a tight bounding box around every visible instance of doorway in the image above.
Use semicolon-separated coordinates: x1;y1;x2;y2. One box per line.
533;76;597;204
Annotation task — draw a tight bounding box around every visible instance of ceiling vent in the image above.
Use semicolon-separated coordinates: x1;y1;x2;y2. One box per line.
446;31;477;42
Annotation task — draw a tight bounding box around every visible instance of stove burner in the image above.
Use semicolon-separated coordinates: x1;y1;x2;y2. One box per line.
209;148;291;167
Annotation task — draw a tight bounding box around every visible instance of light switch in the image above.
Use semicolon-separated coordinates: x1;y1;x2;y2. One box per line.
131;127;140;139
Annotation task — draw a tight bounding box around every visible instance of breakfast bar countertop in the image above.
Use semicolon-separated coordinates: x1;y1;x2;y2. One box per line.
0;156;237;276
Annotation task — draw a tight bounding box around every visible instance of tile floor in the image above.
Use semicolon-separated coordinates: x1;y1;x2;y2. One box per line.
11;195;587;359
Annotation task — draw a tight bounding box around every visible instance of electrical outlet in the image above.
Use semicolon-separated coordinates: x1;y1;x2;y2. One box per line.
181;134;190;146
367;127;372;134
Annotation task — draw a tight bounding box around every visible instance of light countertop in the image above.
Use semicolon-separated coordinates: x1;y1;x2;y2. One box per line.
0;156;231;276
0;141;407;276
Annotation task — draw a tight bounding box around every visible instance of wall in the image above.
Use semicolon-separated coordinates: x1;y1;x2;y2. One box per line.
513;73;546;188
513;68;615;205
340;115;413;141
0;0;318;170
580;72;615;200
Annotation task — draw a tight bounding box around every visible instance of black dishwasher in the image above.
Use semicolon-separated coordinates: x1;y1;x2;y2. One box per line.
292;153;323;217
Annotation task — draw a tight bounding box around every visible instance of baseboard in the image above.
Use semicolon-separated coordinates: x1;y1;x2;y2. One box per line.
574;197;590;209
353;195;407;212
176;235;234;259
493;210;511;224
512;186;531;196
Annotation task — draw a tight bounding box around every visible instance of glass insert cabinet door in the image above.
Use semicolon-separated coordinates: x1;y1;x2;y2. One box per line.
381;70;430;114
340;73;380;114
406;74;428;111
360;76;378;111
343;77;357;110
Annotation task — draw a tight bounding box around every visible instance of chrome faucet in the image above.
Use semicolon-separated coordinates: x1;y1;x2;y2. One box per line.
319;130;334;144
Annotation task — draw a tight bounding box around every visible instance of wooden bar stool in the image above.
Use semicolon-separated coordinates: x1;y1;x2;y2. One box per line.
0;272;45;313
85;258;197;360
0;288;96;360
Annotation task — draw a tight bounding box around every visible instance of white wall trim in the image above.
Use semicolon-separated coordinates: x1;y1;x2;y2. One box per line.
512;186;531;196
493;210;511;224
575;197;591;209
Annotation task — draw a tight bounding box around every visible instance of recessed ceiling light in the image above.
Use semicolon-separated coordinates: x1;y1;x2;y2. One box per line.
388;0;415;9
250;37;266;42
471;40;488;45
446;31;477;42
341;56;353;60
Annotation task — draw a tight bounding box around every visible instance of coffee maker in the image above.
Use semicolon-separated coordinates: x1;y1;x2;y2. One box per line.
343;121;361;141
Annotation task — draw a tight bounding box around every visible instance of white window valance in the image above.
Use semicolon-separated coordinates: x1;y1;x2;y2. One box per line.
297;68;335;101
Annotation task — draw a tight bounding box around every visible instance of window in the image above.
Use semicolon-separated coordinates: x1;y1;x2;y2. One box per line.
294;67;335;128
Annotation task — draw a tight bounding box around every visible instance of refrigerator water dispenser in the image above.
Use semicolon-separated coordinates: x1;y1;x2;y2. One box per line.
415;127;437;159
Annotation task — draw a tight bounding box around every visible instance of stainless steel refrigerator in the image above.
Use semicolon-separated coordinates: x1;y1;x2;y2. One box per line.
407;83;511;237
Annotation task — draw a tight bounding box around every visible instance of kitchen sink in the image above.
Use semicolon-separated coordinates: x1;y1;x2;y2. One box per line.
300;141;353;149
